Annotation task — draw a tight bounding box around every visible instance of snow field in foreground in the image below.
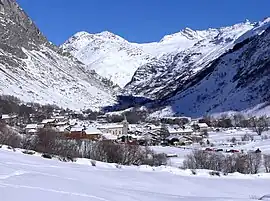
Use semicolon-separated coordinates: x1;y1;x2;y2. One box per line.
0;146;270;201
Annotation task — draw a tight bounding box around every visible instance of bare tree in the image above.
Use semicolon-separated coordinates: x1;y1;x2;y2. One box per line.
232;114;246;127
230;137;237;144
263;154;270;173
0;121;21;148
183;150;262;174
247;152;262;174
34;128;60;154
250;116;269;135
241;133;254;141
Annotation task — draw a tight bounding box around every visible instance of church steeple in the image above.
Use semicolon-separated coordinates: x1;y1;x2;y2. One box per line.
122;115;129;135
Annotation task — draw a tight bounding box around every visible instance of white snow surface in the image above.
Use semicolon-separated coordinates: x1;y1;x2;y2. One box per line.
61;21;254;88
1;147;270;201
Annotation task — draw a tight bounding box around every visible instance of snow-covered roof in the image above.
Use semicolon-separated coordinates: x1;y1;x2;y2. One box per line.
57;125;70;132
84;127;102;135
1;114;17;119
197;123;209;128
53;116;66;120
146;124;162;130
168;128;193;134
41;119;56;124
102;133;118;140
98;124;123;129
26;124;38;129
37;124;45;129
28;129;37;133
69;119;77;126
70;126;84;132
166;135;193;141
56;121;69;126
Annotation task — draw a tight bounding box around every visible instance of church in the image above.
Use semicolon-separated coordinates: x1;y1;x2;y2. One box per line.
97;116;129;137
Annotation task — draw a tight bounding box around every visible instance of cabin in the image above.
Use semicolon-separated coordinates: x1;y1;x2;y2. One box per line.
41;119;57;128
66;125;102;140
66;125;85;139
25;124;38;134
25;123;44;134
1;114;18;125
83;127;102;140
195;123;209;132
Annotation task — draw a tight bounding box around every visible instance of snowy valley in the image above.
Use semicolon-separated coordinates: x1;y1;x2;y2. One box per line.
1;1;270;201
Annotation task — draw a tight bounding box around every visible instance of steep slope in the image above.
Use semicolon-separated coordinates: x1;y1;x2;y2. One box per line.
152;24;270;117
125;22;254;99
0;0;116;110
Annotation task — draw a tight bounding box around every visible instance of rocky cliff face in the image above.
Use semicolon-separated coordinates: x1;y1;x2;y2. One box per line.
0;0;117;110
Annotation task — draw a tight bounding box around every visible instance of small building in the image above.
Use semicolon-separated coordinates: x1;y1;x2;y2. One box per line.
83;127;102;140
67;125;84;139
25;124;38;134
166;135;193;145
1;114;18;125
27;129;38;135
97;115;107;123
55;121;69;126
66;125;102;140
53;116;66;122
145;124;162;131
190;121;209;132
168;128;193;136
41;119;56;127
196;123;209;132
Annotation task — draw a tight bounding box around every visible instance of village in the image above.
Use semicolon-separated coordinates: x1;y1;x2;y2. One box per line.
1;101;270;175
0;108;211;147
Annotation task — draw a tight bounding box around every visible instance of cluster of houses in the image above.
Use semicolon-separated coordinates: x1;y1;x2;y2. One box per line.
1;113;210;146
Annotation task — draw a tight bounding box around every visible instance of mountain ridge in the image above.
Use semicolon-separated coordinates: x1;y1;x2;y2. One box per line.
0;0;117;111
61;20;254;88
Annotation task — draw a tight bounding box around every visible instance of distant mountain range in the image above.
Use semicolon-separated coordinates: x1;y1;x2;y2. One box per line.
0;0;269;117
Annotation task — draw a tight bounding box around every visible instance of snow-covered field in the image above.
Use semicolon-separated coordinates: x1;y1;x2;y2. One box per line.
152;128;270;167
1;147;270;201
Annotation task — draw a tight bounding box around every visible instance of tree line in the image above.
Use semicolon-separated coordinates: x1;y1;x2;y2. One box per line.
183;149;269;174
199;114;269;135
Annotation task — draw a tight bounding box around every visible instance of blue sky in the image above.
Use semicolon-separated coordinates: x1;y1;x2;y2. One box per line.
17;0;270;45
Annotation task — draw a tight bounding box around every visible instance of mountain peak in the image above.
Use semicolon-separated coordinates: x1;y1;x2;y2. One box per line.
70;30;125;43
73;31;90;38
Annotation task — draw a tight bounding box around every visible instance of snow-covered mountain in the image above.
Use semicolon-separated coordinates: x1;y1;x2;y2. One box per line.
0;0;116;110
61;31;153;88
125;22;254;99
62;21;253;89
151;19;270;117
